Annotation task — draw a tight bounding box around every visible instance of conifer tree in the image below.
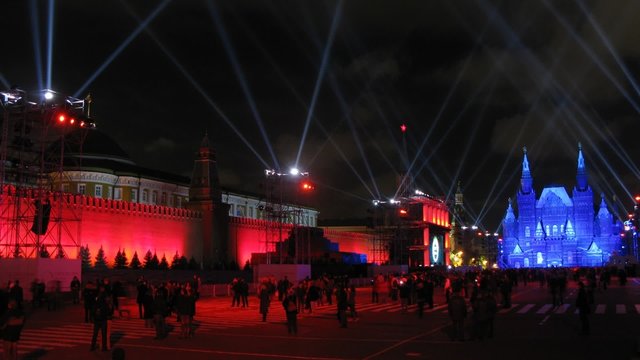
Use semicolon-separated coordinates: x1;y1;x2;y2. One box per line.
80;245;92;270
120;248;129;268
188;256;199;270
130;251;141;269
39;245;50;258
94;245;108;269
114;249;123;268
143;250;154;269
170;251;181;270
159;254;169;270
179;255;189;269
150;252;160;269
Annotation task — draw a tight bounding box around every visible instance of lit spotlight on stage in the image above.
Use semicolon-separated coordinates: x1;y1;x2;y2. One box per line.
289;168;300;176
44;90;54;100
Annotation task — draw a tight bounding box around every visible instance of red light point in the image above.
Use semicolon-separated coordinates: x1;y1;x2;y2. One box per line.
58;115;65;122
400;124;407;133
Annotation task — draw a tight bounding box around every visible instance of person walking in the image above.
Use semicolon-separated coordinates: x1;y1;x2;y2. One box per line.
448;289;467;341
152;288;168;339
576;281;590;335
415;276;426;318
283;288;298;335
70;276;81;305
347;284;358;321
336;286;348;328
90;287;110;352
0;299;25;360
258;282;271;322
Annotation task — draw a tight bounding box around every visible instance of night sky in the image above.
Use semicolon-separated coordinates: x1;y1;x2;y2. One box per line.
2;0;640;231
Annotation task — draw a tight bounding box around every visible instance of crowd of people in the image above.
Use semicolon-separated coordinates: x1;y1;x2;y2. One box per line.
0;265;631;357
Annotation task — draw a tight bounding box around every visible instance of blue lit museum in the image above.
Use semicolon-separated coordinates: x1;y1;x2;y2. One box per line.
501;145;622;268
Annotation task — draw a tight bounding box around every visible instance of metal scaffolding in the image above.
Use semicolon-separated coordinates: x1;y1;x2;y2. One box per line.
0;88;93;259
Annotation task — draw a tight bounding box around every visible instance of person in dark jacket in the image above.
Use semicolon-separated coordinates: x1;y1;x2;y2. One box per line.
1;299;25;360
448;289;467;341
282;288;298;335
152;288;168;339
90;287;111;351
336;286;348;328
258;282;271;322
576;281;590;335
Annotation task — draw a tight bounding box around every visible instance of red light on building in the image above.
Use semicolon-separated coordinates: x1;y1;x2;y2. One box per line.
399;208;408;216
70;118;75;125
58;114;66;123
300;181;315;191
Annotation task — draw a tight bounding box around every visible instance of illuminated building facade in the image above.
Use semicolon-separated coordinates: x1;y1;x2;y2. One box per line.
501;145;622;268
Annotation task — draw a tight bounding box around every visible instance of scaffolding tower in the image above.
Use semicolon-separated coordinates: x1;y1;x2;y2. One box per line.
0;88;93;259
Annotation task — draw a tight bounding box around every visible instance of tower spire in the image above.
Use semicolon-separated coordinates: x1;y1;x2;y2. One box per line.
189;133;222;203
576;142;588;191
520;146;533;194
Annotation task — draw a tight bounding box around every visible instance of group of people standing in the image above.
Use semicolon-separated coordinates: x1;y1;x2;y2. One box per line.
135;276;199;340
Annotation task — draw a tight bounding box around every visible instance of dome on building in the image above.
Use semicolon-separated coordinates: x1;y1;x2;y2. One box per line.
48;128;134;165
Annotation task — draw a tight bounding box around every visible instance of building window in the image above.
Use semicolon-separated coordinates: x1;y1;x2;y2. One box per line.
552;225;558;236
114;188;122;200
236;205;246;217
131;189;138;203
62;183;69;193
525;226;531;238
248;207;254;218
176;197;182;208
78;183;86;195
545;225;550;236
142;190;149;203
161;192;167;205
95;185;103;198
152;191;158;204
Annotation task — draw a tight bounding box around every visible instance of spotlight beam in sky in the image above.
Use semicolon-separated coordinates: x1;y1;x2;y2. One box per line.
0;73;10;89
445;81;496;202
226;6;378;201
121;0;269;169
28;0;44;91
295;0;343;169
542;0;640;114
46;0;55;89
207;0;279;170
576;0;640;99
73;0;171;98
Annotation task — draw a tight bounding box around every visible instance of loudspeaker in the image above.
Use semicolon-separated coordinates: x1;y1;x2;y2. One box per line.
31;200;51;235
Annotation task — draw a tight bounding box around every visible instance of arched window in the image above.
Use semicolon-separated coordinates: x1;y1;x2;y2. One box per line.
525;226;531;238
552;225;558;236
545;225;550;236
536;252;544;265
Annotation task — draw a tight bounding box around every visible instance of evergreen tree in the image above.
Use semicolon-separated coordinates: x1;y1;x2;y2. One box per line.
39;245;50;258
94;245;108;269
143;250;154;269
130;251;141;269
80;245;92;269
179;255;189;269
121;248;129;268
114;248;129;269
150;252;160;269
188;256;199;270
170;252;181;270
55;245;65;259
114;249;123;268
159;254;169;270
